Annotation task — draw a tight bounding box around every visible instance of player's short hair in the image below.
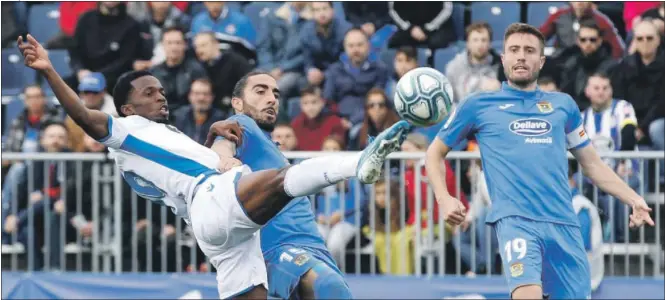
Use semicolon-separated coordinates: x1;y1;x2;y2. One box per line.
396;46;418;62
113;70;154;117
300;85;321;97
504;23;546;55
161;25;186;41
578;19;602;37
465;22;493;41
231;70;273;99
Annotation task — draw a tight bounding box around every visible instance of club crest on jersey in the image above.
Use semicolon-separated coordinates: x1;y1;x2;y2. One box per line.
536;101;553;113
510;263;524;277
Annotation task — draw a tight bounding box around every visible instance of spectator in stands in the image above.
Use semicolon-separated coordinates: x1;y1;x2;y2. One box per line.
150;26;207;112
45;2;97;49
69;2;152;91
342;2;391;38
193;31;252;113
316;135;366;264
190;1;257;60
582;72;641;242
66;72;117;152
640;2;665;34
129;2;192;66
538;76;559;92
624;2;661;33
291;86;346;151
352;88;400;150
568;160;604;292
558;21;617;111
324;28;389;125
173;78;225;145
3;85;62;154
272;123;298;152
301;2;352;87
539;1;625;59
611;20;664;123
445;22;502;102
386;46;419;100
257;2;312;122
362;179;412;275
387;1;456;50
2;122;74;269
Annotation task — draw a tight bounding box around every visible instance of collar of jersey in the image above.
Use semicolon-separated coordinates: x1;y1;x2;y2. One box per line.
501;82;542;100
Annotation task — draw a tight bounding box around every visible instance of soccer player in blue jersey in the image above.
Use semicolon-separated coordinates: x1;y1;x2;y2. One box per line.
206;71;405;299
426;23;654;299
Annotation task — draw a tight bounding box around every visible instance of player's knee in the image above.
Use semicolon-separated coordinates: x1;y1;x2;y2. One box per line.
511;284;543;300
301;265;352;299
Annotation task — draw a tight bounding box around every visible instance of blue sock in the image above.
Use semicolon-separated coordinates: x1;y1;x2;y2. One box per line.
311;264;353;299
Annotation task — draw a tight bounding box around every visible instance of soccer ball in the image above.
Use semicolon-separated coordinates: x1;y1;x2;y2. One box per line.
393;67;454;127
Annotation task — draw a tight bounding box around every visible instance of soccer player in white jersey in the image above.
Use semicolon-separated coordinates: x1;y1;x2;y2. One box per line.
18;34;410;299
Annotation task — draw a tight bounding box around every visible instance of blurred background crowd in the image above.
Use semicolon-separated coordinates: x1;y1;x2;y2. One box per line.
1;1;663;277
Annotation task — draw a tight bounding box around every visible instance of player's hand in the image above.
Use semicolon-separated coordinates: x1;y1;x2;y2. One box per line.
204;120;243;148
17;34;52;72
217;157;242;172
629;200;655;228
440;196;466;226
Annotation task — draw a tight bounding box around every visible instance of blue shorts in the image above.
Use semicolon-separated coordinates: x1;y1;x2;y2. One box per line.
493;216;591;299
263;244;345;299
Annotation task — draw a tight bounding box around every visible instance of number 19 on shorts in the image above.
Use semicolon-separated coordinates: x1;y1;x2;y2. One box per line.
504;238;527;262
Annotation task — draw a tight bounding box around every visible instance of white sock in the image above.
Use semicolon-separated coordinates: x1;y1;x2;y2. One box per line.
283;153;361;197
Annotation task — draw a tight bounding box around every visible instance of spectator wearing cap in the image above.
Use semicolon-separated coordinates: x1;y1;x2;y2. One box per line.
65;72;116;152
539;2;625;59
173;78;226;145
291;86;346;151
150;26;207;112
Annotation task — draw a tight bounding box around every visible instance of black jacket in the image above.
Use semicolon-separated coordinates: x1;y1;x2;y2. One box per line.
69;5;152;89
343;2;391;30
559;43;616;111
388;1;454;33
173;105;227;145
202;51;252;113
150;58;207;111
611;49;665;122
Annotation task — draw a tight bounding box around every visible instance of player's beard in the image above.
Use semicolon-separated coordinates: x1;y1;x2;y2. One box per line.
505;68;540;89
243;102;276;132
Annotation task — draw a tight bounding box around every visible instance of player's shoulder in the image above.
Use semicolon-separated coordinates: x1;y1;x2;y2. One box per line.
459;90;506;111
542;91;577;110
227;114;262;132
114;115;151;128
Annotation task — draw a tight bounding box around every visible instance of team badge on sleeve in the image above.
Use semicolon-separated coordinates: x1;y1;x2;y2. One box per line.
537;101;553;113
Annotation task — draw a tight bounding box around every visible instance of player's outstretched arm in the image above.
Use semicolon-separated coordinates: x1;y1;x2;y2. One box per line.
426;138;466;225
571;144;655;227
17;35;109;140
205;120;244;171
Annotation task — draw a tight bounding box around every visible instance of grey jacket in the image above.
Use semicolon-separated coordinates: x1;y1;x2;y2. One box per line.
444;49;502;102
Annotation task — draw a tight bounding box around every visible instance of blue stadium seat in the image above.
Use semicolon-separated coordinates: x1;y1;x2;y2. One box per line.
42;50;72;94
471;2;521;41
333;2;346;21
433;46;460;73
242;2;280;33
452;3;466;41
2;95;24;138
416;48;429;67
380;48;429;71
2;48;36;96
527;2;566;27
491;40;504;54
27;3;61;44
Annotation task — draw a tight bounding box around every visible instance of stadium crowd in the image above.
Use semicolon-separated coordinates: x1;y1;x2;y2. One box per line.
1;1;663;277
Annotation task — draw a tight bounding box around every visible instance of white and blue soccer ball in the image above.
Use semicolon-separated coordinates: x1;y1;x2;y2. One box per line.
393;67;454;127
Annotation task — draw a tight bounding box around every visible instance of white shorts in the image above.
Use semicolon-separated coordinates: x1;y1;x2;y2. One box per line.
189;165;268;299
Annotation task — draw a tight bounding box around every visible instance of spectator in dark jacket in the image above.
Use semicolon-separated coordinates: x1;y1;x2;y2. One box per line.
291;86;347;151
324;28;389;125
387;1;457;50
193;31;252;113
150;26;207;112
300;2;352;87
173;78;226;145
539;2;625;59
343;2;391;37
257;2;312;121
68;2;152;91
558;21;617;110
611;21;664;123
3;86;62;154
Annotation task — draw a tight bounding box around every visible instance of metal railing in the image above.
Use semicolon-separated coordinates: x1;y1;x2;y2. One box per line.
1;151;663;279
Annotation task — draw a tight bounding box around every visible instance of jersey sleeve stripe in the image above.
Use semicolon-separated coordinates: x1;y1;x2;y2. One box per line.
97;115;114;143
566;125;590;150
120;134;216;177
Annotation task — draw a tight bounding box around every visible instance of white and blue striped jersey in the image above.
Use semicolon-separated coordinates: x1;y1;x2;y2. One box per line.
582;99;638;170
98;115;220;222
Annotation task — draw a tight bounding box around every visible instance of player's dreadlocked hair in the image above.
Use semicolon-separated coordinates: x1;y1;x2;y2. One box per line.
112;70;154;117
231;70;273;99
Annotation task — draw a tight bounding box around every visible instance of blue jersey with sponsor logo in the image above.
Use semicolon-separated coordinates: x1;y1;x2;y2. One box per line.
437;82;590;226
219;114;327;253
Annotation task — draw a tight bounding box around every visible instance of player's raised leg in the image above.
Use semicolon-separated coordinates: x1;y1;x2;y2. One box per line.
235;119;410;225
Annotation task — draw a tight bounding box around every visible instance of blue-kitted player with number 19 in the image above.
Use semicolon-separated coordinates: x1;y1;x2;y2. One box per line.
426;23;654;300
